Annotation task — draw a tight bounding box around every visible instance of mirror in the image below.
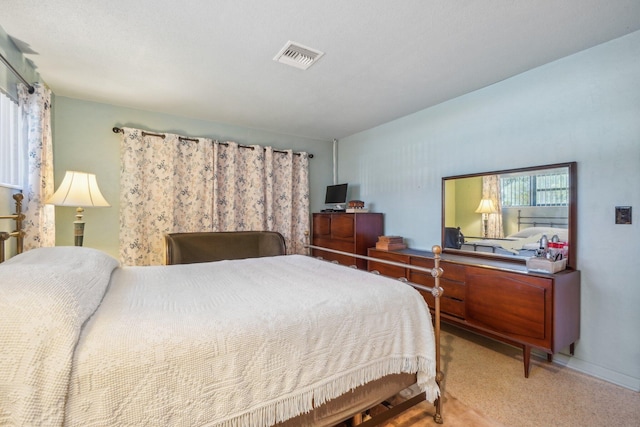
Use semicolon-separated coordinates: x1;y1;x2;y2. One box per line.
442;162;577;269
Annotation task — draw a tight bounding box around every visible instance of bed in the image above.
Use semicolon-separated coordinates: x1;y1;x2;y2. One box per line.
460;226;568;257
460;209;569;257
0;201;444;427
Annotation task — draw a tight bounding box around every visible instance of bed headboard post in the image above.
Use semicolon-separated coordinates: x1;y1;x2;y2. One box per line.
0;193;25;262
13;193;24;254
0;231;8;262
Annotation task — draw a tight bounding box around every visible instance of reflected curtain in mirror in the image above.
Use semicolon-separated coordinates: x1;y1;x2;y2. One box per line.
481;174;503;238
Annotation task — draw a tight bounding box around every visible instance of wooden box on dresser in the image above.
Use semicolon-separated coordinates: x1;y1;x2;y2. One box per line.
368;248;580;378
312;212;383;270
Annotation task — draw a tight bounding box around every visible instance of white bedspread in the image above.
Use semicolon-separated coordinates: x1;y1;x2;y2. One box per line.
0;247;119;426
2;250;438;427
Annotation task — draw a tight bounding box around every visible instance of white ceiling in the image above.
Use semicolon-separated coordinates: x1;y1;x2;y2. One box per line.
2;1;640;141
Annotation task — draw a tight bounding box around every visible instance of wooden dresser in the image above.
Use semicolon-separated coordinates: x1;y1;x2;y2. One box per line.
312;212;383;270
368;247;580;377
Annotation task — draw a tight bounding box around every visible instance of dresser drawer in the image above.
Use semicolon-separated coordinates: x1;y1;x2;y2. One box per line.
330;214;355;241
410;260;466;319
418;289;466;319
367;249;409;278
312;239;356;266
411;258;466;282
312;215;331;238
465;266;550;343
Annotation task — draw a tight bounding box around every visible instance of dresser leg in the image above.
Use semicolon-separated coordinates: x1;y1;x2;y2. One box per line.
570;343;575;355
523;345;531;378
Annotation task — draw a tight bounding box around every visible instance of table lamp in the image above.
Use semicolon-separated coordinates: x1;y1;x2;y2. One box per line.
475;198;497;238
47;171;110;246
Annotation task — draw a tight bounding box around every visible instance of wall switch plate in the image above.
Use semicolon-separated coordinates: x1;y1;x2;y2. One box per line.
615;206;632;224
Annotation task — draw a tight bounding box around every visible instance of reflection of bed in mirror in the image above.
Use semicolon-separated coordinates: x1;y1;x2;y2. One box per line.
460;211;568;257
461;226;568;257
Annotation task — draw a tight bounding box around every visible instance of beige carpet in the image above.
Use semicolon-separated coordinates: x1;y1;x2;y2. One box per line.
378;392;504;426
436;324;640;427
368;322;640;426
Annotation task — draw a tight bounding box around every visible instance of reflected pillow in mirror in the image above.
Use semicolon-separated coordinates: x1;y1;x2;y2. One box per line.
509;227;568;242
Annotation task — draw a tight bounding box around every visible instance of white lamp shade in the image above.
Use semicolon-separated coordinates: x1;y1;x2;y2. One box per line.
47;171;110;207
475;198;497;214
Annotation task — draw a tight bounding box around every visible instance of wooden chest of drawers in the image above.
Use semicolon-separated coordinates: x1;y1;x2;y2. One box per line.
312;212;383;270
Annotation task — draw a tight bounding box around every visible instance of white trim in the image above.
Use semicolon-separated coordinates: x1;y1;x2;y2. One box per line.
551;352;640;392
533;349;640;392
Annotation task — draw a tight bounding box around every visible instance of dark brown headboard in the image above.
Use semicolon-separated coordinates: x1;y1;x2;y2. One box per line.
164;231;286;265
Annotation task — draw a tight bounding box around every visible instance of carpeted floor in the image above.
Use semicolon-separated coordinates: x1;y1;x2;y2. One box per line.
378;392;504;426
376;323;640;427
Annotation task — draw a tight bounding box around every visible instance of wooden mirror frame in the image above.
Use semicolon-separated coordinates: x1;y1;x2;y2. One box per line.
441;162;577;270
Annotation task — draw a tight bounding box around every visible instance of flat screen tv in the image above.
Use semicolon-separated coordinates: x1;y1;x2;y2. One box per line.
324;183;348;210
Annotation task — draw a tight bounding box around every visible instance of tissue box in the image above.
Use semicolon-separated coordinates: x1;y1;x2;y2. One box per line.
526;257;567;273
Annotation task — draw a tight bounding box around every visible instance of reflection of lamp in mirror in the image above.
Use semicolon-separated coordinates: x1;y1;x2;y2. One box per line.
47;171;110;246
475;198;497;238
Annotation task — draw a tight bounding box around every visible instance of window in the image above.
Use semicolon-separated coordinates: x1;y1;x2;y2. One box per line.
0;90;26;189
501;169;569;207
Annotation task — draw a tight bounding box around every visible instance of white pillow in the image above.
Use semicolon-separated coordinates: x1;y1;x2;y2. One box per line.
509;227;568;241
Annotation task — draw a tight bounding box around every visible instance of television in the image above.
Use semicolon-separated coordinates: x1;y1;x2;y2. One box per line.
324;183;348;211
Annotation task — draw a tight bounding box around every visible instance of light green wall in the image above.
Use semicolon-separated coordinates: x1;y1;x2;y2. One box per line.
338;30;640;390
51;97;333;257
453;176;482;237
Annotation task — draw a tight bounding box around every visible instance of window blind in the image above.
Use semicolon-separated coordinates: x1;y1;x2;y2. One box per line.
0;91;25;189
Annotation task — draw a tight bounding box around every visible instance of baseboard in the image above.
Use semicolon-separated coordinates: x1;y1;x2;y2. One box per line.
547;352;640;392
444;323;640;392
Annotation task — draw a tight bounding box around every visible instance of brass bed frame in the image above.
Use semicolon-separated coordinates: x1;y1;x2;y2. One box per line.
306;243;444;425
1;202;444;425
0;193;24;263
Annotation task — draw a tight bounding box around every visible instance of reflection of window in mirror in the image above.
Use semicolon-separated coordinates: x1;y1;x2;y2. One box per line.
499;168;569;237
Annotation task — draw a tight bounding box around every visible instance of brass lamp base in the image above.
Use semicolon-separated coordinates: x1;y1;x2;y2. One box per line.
482;216;489;238
74;207;85;247
74;221;85;246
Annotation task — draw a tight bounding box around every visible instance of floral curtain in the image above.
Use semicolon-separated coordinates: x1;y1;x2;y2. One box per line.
119;127;310;266
18;83;55;249
482;174;503;238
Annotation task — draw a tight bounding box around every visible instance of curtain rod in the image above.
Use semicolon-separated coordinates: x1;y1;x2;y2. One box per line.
112;127;313;158
0;52;35;94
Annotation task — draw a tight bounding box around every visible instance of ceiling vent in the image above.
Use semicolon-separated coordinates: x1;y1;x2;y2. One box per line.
273;41;324;70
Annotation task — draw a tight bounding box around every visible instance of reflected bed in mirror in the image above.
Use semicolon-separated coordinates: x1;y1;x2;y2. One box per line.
442;162;577;269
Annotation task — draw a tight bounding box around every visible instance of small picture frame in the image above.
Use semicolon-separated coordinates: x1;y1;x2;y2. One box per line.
615;206;632;225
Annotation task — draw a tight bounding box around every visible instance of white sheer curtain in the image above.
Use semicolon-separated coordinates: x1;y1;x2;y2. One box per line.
18;83;55;249
119;127;310;266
